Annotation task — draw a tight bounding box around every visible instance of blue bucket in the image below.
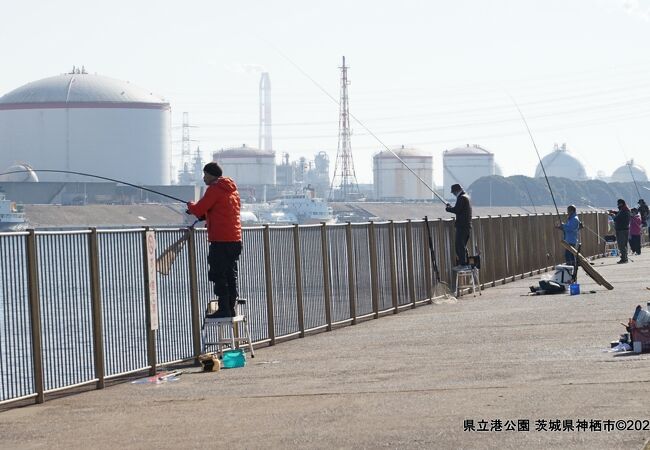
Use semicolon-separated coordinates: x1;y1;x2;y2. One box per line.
222;349;246;368
569;283;580;296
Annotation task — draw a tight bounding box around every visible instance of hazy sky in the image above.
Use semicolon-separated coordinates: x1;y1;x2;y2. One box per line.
2;0;650;185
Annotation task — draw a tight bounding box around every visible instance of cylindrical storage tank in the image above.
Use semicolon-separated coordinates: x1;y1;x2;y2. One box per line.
373;146;433;200
443;144;495;199
534;143;587;181
213;145;276;185
0;72;171;185
610;160;648;183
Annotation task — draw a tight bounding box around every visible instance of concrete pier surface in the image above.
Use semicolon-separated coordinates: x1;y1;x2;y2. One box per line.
2;253;650;450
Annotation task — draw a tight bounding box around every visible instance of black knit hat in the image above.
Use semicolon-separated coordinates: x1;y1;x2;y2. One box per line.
203;162;223;177
450;183;462;193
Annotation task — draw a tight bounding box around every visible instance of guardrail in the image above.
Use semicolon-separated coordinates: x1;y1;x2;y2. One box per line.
0;212;609;407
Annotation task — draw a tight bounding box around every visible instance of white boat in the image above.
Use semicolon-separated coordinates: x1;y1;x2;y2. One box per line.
275;191;334;225
0;192;26;231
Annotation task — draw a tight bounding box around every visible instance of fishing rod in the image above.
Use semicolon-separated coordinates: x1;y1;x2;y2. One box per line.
508;95;562;225
615;136;642;201
269;46;449;205
0;169;187;203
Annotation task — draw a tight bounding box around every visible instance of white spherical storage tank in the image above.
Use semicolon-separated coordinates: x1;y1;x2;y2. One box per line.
443;144;495;200
213;145;276;186
373;146;433;200
534;143;587;181
610;160;648;183
0;71;171;185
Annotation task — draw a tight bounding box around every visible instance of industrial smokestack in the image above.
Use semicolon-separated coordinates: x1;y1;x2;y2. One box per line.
258;72;272;151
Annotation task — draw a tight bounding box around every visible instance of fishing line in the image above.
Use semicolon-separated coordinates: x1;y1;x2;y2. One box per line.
266;43;449;205
0;169;187;203
521;178;538;214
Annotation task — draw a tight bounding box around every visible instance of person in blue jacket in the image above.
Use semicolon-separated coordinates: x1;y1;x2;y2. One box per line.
556;205;581;265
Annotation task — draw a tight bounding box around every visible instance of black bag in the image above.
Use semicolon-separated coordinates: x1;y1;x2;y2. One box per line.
538;280;566;294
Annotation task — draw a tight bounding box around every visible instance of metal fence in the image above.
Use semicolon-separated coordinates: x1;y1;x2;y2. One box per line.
0;212;610;406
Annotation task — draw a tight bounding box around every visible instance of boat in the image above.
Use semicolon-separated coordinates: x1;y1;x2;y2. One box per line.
243;189;334;225
274;191;334;224
0;192;26;231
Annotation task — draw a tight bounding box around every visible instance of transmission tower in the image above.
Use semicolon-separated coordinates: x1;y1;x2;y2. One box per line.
178;112;198;184
329;56;360;201
181;112;192;170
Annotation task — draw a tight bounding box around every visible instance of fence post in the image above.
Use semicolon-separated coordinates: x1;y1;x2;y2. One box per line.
321;223;333;331
406;220;417;308
388;221;399;313
345;223;358;324
509;214;517;281
597;212;603;255
88;228;105;389
263;225;276;345
368;222;380;318
26;229;44;404
187;228;202;359
142;228;157;376
499;215;508;284
422;220;433;303
293;225;305;337
485;216;496;287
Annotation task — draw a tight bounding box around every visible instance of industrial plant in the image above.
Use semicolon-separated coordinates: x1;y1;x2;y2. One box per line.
0;63;648;229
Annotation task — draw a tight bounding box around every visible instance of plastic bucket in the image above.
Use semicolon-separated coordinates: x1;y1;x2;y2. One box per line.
222;349;246;368
569;283;580;296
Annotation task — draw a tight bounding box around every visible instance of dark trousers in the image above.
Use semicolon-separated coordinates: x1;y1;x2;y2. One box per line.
616;229;629;261
564;249;576;266
208;241;242;314
454;227;471;266
629;235;641;255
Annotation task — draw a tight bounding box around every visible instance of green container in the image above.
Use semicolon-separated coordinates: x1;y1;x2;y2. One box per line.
222;349;246;368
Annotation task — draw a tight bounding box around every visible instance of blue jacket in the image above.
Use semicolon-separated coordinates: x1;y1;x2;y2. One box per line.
561;213;580;245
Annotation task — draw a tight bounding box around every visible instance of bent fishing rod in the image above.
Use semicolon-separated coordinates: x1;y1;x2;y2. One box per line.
0;169;187;203
508;95;562;225
615;136;642;201
269;46;449;206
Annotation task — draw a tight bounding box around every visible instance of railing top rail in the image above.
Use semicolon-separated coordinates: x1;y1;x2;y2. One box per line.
0;231;29;237
97;228;147;234
34;229;92;236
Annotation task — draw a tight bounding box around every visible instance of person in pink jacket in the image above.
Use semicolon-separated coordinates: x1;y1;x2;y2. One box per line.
629;208;642;255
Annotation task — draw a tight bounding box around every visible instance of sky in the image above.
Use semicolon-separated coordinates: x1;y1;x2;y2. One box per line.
2;0;650;185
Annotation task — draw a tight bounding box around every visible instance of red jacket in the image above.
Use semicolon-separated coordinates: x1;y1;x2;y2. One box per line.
187;177;242;242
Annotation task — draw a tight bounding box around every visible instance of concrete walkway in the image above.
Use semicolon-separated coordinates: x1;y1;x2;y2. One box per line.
2;253;650;450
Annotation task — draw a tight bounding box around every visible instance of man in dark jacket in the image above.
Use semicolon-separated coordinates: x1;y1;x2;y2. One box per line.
445;183;472;268
609;198;630;264
187;162;242;317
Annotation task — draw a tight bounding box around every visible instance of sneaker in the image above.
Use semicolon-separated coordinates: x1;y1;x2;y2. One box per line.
616;259;628;264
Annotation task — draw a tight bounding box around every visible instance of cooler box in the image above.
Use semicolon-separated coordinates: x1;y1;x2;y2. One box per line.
552;265;574;285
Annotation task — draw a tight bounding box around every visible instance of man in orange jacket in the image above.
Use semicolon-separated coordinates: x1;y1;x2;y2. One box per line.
187;162;242;318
